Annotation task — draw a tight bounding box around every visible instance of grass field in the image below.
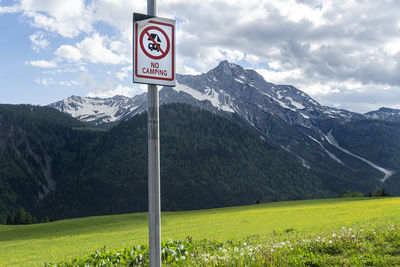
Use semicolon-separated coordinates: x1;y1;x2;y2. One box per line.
1;197;400;266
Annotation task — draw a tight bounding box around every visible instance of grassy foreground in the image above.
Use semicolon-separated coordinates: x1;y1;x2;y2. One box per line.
1;197;400;266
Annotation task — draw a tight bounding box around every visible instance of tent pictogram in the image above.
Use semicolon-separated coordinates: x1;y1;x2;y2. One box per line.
140;25;170;60
148;34;161;52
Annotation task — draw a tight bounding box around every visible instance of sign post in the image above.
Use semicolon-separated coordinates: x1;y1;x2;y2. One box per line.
133;1;175;267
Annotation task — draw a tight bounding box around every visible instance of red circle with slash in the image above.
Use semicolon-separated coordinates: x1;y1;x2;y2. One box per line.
140;25;170;60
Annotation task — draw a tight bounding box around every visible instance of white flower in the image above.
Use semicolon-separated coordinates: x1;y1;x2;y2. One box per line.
234;247;239;252
181;256;186;260
342;226;346;230
240;253;244;257
328;240;333;244
373;231;376;235
210;256;215;260
222;249;227;254
349;228;352;231
281;241;286;246
243;242;247;246
352;235;356;238
332;233;337;238
185;251;188;255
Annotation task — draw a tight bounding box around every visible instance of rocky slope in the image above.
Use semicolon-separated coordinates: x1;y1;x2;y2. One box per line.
50;61;399;193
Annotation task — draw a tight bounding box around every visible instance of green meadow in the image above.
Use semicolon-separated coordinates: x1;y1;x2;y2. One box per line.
1;197;400;266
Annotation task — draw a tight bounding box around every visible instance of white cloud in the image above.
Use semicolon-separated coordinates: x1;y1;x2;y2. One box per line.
77;34;127;64
35;77;55;85
27;59;57;68
59;80;79;87
29;31;49;52
0;4;20;14
20;0;92;37
55;34;128;65
87;84;145;98
383;38;400;55
55;45;82;62
182;65;200;75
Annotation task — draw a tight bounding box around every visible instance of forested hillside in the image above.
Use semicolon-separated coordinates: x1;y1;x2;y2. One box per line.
1;103;334;220
0;104;89;218
39;104;330;219
5;103;398;221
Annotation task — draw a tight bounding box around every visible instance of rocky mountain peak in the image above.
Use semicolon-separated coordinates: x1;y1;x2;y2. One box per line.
365;107;400;122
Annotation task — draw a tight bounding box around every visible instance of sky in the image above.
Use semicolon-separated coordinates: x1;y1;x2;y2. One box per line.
0;0;400;113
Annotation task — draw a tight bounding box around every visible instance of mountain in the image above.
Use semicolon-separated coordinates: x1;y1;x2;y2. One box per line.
50;61;362;128
1;103;334;220
50;61;399;194
365;107;400;122
49;94;147;128
0;104;89;217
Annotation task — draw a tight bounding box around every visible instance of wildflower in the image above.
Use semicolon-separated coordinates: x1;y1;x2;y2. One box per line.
243;242;247;246
373;231;376;235
332;233;337;238
234;247;239;252
210;256;215;260
281;241;286;246
328;240;333;244
351;235;356;238
342;226;346;230
205;259;209;263
222;249;227;254
270;249;274;252
181;256;186;260
240;253;244;257
185;251;188;255
349;228;352;231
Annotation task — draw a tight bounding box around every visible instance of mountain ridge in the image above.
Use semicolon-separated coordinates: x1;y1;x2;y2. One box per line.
49;61;399;187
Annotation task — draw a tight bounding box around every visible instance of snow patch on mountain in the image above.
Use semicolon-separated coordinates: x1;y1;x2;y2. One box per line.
173;82;235;113
307;134;345;166
323;130;394;182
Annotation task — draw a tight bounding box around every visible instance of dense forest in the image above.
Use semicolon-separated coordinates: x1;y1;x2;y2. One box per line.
1;103;394;221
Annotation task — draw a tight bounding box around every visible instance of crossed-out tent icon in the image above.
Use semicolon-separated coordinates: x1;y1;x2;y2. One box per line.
148;33;161;52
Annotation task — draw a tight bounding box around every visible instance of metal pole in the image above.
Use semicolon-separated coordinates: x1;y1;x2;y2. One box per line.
147;1;161;267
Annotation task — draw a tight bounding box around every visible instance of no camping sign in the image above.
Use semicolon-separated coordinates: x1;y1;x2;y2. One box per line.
133;14;176;87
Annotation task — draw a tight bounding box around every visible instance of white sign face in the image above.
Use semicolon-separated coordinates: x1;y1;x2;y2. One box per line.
133;17;175;87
